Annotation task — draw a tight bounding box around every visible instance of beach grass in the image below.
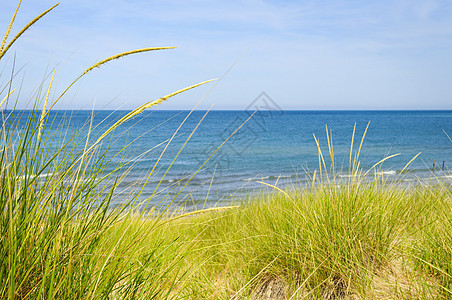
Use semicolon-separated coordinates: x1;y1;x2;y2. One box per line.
0;2;212;299
1;2;452;299
93;176;449;299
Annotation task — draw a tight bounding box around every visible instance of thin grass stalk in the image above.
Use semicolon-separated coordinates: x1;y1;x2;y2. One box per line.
326;125;335;177
28;80;215;217
401;152;421;173
45;47;177;114
93;79;215;147
361;153;400;178
159;111;257;216
37;69;55;141
313;134;323;182
0;3;60;61
67;107;95;211
313;133;330;184
0;89;15;109
349;123;356;176
3;54;17;114
203;165;217;209
0;0;21;54
142;108;212;214
353;121;370;176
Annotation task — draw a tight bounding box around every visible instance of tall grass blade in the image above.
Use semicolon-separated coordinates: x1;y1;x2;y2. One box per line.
0;89;15;108
401;152;421;173
349;123;356;174
326;125;334;176
46;46;177;112
362;153;400;178
37;68;55;140
94;79;215;147
0;0;21;54
353;121;370;174
0;3;60;61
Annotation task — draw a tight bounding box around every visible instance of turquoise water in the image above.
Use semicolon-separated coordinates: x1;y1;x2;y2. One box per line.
7;110;452;208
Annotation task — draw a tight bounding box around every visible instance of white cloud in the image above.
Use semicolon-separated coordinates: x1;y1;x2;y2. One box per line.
1;0;452;109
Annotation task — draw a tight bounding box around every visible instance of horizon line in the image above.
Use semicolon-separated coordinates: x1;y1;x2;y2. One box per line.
4;108;452;112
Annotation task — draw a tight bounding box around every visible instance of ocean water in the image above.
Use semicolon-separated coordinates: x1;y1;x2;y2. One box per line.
7;110;452;209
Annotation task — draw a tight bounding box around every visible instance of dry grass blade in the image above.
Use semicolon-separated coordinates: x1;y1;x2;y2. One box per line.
349;123;356;173
93;79;216;147
257;180;293;200
326;125;334;174
0;89;15;108
289;259;327;299
82;47;176;76
46;47;177;113
401;152;421;173
313;133;329;182
231;256;279;299
0;0;21;54
0;3;60;61
37;68;55;140
362;153;400;178
354;121;370;170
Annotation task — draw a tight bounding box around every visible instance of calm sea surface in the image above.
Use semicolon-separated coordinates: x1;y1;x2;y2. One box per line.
9;110;452;209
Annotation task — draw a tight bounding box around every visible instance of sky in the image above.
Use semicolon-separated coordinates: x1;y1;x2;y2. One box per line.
0;0;451;110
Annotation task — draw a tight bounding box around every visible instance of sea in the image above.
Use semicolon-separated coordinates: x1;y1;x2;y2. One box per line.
7;110;452;210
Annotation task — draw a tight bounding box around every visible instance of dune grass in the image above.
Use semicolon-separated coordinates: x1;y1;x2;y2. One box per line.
0;2;213;299
1;2;452;299
93;174;449;299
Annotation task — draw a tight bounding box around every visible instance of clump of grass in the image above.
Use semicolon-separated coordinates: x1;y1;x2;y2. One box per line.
100;126;449;299
412;184;452;296
0;2;213;299
125;175;448;298
98;176;450;299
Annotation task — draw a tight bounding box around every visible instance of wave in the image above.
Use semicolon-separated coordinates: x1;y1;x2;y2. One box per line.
241;174;298;181
375;170;397;175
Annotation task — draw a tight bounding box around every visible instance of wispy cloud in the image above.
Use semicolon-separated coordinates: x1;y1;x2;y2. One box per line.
1;0;452;109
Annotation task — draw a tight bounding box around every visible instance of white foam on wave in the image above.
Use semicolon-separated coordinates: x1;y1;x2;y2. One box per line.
376;170;397;175
241;174;296;182
242;176;270;181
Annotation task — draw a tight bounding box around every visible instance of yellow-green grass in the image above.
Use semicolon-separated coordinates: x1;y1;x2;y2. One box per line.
3;149;451;299
1;2;214;299
94;178;450;299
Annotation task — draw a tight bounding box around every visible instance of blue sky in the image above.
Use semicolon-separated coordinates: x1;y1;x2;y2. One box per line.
1;0;451;110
